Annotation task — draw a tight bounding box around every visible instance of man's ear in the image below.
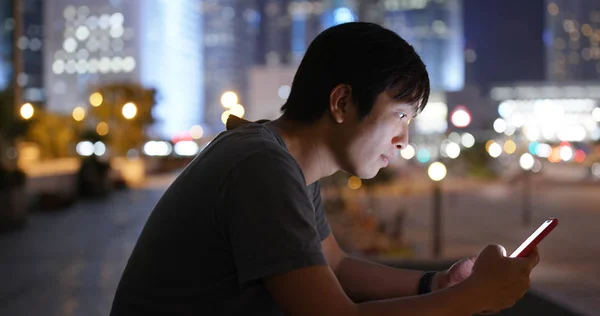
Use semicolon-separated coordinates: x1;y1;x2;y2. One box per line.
329;84;353;123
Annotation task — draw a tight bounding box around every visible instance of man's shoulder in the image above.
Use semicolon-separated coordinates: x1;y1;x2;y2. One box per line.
220;123;288;155
199;123;294;172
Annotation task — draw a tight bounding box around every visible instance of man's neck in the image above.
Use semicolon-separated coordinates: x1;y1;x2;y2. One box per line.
268;117;339;185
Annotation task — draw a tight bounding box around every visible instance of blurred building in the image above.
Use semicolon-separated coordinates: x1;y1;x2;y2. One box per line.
490;82;600;143
0;0;44;102
289;0;324;64
0;2;13;89
257;0;292;66
382;0;464;92
202;0;258;134
44;0;203;140
21;0;44;103
545;0;600;81
244;0;360;122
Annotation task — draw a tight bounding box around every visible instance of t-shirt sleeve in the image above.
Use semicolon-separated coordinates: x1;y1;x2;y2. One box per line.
224;149;328;287
310;181;331;241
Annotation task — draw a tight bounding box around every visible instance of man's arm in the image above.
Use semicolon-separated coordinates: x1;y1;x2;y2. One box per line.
322;233;445;302
265;244;538;316
265;264;482;316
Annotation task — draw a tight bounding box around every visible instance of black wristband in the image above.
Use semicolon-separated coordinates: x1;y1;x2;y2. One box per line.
418;271;437;295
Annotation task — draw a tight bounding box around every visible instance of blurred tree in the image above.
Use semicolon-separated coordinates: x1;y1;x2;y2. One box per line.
86;82;157;156
25;110;77;159
0;87;29;170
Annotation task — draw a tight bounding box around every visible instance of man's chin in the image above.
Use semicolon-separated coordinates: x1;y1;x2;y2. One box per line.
355;168;382;180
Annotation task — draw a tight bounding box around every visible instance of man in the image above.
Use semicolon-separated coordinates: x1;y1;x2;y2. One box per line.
111;22;539;315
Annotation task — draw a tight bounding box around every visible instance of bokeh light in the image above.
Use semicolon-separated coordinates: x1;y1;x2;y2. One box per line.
76;141;94;156
488;142;502;158
592;107;600;122
446;142;461;159
574;149;586;163
20;103;34;119
122;102;137;119
401;144;416;160
190;125;204;139
90;92;103;107
536;143;552;158
220;91;238;108
504;140;517;154
416;148;431;164
428;162;447;181
94;141;106;156
493;118;507;133
221;110;231;124
348;176;362;190
229;104;245;118
461;133;475;148
450;107;471;128
519;153;535;170
174;141;199;156
560;146;573;161
72;106;85;121
96;122;109;136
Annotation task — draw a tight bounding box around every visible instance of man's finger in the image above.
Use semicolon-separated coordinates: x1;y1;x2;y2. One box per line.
527;248;540;270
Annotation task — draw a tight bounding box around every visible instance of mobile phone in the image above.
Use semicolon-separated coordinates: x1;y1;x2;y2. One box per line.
509;218;558;258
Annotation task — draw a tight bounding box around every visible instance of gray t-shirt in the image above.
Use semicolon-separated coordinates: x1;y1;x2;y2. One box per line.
110;122;331;315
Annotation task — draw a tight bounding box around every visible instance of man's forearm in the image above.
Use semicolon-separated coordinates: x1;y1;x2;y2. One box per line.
356;278;484;316
335;255;442;302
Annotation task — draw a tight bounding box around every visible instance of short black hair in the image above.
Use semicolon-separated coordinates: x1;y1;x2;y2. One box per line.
281;22;430;123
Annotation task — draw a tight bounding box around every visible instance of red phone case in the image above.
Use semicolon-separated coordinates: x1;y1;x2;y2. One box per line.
509;218;558;258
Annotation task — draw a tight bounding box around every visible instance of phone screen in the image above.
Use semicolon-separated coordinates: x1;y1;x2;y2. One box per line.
509;218;557;258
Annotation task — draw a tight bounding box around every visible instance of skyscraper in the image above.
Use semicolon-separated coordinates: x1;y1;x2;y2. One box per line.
0;0;44;102
202;0;259;133
382;0;464;92
289;0;324;64
21;0;44;103
0;1;14;90
44;0;203;139
545;0;600;81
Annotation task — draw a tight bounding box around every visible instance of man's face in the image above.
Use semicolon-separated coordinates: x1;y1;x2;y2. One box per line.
332;90;415;179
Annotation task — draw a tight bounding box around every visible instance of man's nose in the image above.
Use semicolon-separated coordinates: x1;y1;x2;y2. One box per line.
392;130;409;150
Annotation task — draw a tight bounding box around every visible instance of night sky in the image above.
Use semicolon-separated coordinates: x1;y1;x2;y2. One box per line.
463;0;546;90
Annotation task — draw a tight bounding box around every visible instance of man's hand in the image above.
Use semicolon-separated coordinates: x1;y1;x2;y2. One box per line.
468;244;540;313
432;256;477;291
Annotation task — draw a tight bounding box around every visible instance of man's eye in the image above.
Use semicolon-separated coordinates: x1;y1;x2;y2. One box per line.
396;112;407;119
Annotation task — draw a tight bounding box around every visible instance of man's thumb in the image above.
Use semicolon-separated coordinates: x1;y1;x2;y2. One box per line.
481;244;507;258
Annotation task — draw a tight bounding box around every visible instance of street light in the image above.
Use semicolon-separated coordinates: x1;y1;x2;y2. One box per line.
122;102;137;119
427;162;447;258
20;103;34;120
